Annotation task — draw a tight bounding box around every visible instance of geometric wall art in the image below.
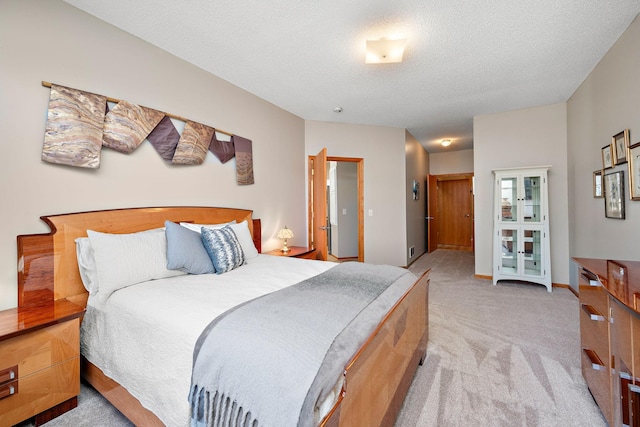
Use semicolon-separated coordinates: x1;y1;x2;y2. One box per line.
233;135;255;185
42;84;107;169
172;121;215;165
41;82;254;184
102;100;165;154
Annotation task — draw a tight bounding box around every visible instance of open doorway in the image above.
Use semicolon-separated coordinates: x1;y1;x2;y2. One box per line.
308;150;364;261
326;160;359;262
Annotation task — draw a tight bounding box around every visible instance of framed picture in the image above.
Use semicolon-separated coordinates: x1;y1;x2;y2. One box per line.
602;144;614;169
628;141;640;200
607;260;628;297
604;170;625;219
613;129;630;165
412;179;420;200
593;170;603;198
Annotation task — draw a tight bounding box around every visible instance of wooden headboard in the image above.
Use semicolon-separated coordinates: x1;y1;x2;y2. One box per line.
17;206;261;309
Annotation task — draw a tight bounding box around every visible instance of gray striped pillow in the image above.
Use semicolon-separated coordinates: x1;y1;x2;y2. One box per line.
201;226;245;274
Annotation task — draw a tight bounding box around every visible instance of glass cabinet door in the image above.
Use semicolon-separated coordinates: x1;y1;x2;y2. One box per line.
522;229;542;277
499;177;517;222
523;174;542;223
500;229;517;275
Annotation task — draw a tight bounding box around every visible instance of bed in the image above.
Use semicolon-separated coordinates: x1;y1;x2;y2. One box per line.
17;206;429;427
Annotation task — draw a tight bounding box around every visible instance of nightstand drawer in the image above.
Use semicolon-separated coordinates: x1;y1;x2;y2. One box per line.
0;357;80;427
0;319;79;377
0;300;83;426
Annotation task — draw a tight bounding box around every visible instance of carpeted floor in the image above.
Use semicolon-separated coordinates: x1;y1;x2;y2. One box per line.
21;250;606;426
397;249;607;427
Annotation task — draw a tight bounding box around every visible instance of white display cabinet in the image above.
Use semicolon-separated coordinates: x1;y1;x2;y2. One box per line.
493;166;551;292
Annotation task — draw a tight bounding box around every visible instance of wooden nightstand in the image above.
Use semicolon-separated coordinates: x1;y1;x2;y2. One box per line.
0;299;84;426
266;246;317;260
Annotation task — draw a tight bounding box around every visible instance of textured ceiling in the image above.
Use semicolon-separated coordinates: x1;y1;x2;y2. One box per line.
64;0;640;153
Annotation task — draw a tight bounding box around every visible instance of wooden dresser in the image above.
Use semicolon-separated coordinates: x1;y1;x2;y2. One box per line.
574;258;640;427
0;299;84;427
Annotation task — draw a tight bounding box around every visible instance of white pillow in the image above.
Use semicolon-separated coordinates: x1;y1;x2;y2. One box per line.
87;228;185;303
179;220;236;233
227;221;259;259
75;237;99;294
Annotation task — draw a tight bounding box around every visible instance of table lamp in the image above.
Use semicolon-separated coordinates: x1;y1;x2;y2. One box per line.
277;226;294;253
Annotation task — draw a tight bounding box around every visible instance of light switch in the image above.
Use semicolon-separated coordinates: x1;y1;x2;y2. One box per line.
342;208;347;215
368;209;373;217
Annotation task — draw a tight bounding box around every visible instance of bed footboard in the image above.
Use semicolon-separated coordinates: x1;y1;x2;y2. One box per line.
322;269;430;426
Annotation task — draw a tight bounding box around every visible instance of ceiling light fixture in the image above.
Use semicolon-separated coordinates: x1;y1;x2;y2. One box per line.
365;38;407;64
441;139;451;147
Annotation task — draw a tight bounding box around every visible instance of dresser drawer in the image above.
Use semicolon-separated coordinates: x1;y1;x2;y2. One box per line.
582;348;613;426
0;319;79;376
0;319;80;427
0;357;80;427
580;303;609;363
579;271;608;319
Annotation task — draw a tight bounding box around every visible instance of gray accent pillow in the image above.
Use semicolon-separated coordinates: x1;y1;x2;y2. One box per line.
165;220;215;274
201;226;245;274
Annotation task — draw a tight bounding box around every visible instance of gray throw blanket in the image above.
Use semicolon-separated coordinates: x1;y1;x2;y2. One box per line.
188;262;417;427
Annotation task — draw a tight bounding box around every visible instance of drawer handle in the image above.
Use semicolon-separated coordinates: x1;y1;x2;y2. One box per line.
0;381;17;400
583;348;605;371
0;365;17;384
581;273;600;286
581;304;605;321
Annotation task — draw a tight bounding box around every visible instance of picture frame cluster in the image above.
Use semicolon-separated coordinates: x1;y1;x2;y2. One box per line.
596;128;640;219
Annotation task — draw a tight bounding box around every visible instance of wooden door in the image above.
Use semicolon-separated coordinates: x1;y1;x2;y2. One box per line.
437;176;473;251
311;148;328;260
427;175;438;252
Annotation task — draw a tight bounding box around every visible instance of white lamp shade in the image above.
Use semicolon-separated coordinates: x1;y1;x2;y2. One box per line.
277;227;294;239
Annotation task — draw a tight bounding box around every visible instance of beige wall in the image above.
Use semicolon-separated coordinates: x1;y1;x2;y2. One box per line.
405;131;429;265
430;149;474;175
568;14;640;263
305;121;408;266
0;0;307;310
474;103;570;286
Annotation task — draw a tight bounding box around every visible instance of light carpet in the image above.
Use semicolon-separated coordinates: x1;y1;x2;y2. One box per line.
21;250;606;426
397;249;606;427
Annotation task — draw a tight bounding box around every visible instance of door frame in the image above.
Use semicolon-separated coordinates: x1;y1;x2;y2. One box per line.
427;175;438;253
427;172;475;252
308;155;364;262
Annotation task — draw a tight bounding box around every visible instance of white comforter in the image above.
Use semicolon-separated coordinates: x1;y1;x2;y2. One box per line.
81;254;336;427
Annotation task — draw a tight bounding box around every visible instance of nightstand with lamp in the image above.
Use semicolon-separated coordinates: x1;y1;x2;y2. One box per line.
267;226;317;259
